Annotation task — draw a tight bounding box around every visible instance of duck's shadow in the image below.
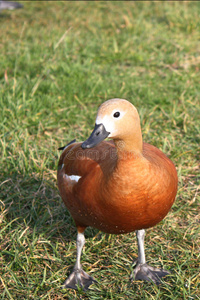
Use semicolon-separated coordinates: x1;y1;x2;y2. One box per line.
1;171;105;294
1;171;77;242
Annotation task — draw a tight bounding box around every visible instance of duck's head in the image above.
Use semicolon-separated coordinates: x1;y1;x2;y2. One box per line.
82;98;143;153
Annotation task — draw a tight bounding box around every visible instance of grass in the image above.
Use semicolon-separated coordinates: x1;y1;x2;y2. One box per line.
0;1;199;299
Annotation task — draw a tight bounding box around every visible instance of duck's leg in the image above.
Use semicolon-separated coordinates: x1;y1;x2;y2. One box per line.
63;231;96;290
133;229;170;284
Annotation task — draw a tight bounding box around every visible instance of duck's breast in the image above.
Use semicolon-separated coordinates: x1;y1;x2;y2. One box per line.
99;142;178;233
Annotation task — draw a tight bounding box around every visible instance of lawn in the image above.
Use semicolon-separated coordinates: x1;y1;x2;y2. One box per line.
0;1;199;299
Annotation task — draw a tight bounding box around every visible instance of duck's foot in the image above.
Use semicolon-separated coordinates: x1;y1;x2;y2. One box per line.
63;268;96;291
132;262;170;285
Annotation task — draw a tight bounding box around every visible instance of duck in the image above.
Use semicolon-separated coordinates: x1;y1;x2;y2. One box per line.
57;98;178;290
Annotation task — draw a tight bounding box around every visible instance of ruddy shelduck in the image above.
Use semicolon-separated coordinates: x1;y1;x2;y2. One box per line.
57;98;178;290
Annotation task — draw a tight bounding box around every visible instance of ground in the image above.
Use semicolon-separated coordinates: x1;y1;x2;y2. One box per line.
0;2;199;299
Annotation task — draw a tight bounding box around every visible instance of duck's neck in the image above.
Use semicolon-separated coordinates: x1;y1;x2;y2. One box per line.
114;132;143;159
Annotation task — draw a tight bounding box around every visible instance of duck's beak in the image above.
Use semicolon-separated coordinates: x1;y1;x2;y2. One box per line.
81;123;110;149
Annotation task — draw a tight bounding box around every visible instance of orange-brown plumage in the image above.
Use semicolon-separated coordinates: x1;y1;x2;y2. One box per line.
57;98;178;289
58;141;177;234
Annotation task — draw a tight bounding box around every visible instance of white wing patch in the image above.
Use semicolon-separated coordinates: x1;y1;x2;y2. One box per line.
65;174;81;182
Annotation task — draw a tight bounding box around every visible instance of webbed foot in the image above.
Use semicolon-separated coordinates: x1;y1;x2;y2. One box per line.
132;262;170;285
63;268;96;290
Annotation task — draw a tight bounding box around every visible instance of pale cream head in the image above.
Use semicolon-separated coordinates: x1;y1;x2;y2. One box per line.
96;98;143;153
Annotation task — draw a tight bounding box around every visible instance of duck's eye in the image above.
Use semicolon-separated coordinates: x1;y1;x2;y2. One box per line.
113;112;120;118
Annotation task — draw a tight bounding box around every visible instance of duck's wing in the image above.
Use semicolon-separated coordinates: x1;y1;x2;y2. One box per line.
58;140;115;178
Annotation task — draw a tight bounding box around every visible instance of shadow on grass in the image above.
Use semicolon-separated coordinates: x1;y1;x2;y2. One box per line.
0;171;107;297
1;171;78;240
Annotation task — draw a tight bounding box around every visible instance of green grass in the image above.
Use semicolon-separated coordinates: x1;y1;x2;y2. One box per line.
0;1;199;299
